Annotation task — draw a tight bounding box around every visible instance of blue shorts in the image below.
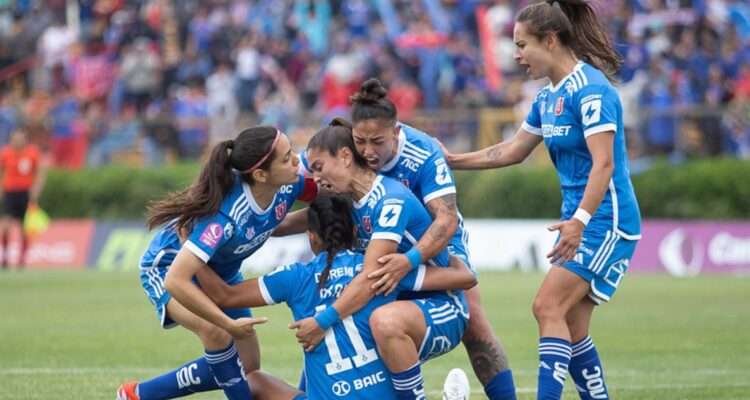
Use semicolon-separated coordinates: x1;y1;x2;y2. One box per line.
562;230;638;305
412;297;468;363
140;263;252;329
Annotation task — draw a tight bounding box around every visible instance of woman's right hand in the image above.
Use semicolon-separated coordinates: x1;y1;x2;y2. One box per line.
226;316;269;340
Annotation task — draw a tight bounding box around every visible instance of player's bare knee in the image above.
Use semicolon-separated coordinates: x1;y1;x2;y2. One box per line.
532;297;562;324
197;322;232;348
369;306;404;340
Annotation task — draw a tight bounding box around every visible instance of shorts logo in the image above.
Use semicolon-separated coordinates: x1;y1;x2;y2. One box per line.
199;223;223;249
332;381;351;397
275;200;287;219
362;216;372;234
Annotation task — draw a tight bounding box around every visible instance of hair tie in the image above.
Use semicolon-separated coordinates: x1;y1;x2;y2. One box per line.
241;130;281;174
227;140;235;150
546;0;556;5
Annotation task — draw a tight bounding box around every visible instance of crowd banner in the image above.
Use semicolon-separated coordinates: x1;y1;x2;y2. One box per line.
14;219;750;276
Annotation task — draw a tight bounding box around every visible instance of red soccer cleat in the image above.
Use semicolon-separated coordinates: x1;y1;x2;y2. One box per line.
116;381;140;400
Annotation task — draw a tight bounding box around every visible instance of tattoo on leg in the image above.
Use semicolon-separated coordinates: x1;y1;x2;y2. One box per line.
463;337;508;385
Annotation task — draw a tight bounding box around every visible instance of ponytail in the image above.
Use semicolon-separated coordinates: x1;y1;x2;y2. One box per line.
147;126;280;232
308;195;355;289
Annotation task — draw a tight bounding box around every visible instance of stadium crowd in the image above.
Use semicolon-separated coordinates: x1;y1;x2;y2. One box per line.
0;0;748;167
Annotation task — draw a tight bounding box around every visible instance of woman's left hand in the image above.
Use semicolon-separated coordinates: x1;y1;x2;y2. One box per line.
546;218;585;266
369;253;411;296
289;317;325;352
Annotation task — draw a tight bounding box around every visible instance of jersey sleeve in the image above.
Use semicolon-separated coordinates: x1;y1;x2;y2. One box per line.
370;193;410;243
575;84;620;137
417;151;457;204
257;263;302;305
522;93;544;136
183;213;235;263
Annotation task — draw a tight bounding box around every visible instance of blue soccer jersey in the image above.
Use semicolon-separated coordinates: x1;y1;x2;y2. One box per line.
140;171;317;280
378;123;471;265
351;174;469;318
522;62;641;239
259;250;425;400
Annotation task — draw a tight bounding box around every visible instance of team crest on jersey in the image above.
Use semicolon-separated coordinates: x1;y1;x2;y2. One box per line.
555;97;564;116
245;226;255;240
275;200;287;219
401;179;410;188
362;216;372;234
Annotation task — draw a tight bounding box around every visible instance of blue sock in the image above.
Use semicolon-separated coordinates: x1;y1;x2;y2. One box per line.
204;342;253;400
569;336;609;400
537;337;572;400
137;357;219;399
391;362;426;400
484;369;517;400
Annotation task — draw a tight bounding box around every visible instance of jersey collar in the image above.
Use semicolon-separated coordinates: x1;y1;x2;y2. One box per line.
353;175;384;209
548;61;585;93
380;126;406;172
242;182;276;215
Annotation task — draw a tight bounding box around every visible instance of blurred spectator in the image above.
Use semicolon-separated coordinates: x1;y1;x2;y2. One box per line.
120;37;160;113
172;78;208;159
206;62;238;145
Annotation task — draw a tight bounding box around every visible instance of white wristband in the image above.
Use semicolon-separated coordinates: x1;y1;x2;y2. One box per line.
573;208;592;226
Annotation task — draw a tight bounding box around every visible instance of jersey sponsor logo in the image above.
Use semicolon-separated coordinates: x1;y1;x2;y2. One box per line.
199;223;223;249
353;371;387;391
233;230;273;254
176;363;201;389
223;223;234;239
581;99;602;125
555;97;565;115
362;216;372;234
332;381;351;396
541;124;572;138
435;160;452;185
378;205;402;228
275;200;287;220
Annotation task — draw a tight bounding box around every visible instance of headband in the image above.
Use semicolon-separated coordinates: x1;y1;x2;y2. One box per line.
241;130;281;174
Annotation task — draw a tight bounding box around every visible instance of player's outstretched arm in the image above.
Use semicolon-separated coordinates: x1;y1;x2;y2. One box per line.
438;128;543;170
164;249;267;339
420;254;477;291
195;266;267;309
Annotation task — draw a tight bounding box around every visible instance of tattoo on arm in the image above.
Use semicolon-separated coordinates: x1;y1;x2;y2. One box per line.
423;194;458;250
486;145;502;160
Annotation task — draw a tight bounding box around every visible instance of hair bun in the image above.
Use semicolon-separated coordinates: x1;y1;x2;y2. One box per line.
329;117;353;129
353;78;388;103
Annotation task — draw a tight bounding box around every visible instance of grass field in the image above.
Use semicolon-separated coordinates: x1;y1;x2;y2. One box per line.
1;269;749;399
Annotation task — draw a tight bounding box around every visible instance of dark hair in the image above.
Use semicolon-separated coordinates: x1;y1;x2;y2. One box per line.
516;0;622;82
307;117;368;169
308;194;355;288
147;126;279;232
349;78;397;125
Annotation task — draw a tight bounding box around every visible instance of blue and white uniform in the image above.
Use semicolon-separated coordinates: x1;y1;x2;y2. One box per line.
379;123;473;271
260;250;428;400
140;172;317;328
352;174;469;362
522;61;641;303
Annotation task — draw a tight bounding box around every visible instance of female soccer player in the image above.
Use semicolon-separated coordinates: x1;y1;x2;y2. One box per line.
196;194;476;400
440;1;641;399
294;118;471;400
117;126;316;400
346;78;517;400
